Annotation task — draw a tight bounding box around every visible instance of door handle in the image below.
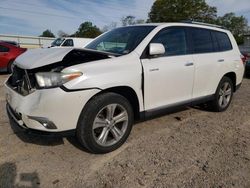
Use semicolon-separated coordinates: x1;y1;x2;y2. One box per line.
149;68;159;72
185;62;194;66
218;59;224;62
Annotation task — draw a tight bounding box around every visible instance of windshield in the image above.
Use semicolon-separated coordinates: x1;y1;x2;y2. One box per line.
85;26;156;55
51;38;65;47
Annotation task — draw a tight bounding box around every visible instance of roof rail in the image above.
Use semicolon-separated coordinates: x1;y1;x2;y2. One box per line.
181;20;226;29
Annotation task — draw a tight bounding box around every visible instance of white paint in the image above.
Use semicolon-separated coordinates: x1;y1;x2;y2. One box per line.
14;47;73;69
5;23;245;132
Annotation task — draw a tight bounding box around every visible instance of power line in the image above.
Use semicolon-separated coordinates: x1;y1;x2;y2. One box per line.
0;5;149;23
7;0;150;19
62;0;150;12
0;6;76;19
12;0;150;12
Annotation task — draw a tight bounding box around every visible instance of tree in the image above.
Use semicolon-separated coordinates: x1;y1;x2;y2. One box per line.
148;0;217;23
217;13;248;44
122;15;136;26
57;30;69;38
39;29;55;38
121;15;145;26
73;22;102;38
135;19;145;24
102;22;117;32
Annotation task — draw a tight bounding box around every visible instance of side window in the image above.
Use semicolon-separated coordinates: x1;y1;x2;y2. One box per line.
151;27;187;56
0;45;9;52
211;31;220;52
191;28;214;53
215;32;232;51
62;39;74;47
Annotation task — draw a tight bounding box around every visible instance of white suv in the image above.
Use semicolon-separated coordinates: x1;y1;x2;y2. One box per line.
5;22;244;153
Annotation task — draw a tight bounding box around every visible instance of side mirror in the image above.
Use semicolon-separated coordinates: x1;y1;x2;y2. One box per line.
149;43;165;56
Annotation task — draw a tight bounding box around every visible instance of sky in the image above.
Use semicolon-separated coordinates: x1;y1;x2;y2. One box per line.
0;0;250;37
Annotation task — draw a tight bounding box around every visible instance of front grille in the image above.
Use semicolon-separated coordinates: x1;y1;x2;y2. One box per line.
7;66;36;96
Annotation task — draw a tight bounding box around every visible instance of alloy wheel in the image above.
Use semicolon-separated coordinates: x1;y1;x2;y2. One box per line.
218;82;232;108
92;104;129;147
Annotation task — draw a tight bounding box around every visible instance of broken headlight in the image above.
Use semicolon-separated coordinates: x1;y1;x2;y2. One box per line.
35;71;82;88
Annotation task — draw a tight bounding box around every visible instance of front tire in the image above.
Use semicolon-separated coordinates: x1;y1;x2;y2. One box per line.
76;92;134;154
210;77;234;112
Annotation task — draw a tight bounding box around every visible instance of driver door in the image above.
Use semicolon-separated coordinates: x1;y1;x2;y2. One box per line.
141;27;195;110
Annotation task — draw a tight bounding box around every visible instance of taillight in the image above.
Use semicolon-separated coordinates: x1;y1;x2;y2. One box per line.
241;54;246;65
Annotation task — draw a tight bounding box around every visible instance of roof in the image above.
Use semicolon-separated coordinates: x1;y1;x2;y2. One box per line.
131;22;228;32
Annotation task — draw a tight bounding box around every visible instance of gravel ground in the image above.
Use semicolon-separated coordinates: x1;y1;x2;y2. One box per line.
0;74;250;188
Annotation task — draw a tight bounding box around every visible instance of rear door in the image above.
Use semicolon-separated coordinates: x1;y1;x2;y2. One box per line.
188;27;223;98
141;27;195;110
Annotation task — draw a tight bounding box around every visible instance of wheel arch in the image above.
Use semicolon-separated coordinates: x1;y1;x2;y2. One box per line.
222;72;237;92
91;86;141;120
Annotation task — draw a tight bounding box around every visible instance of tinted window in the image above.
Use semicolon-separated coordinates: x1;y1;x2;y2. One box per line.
215;31;232;51
62;39;74;47
151;28;187;56
0;45;9;52
191;28;214;53
86;26;156;55
211;31;219;52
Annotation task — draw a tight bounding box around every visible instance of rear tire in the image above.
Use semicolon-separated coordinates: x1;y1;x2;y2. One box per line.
210;77;234;112
76;92;134;154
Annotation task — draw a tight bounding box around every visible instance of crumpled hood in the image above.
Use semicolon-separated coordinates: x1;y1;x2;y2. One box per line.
15;47;74;69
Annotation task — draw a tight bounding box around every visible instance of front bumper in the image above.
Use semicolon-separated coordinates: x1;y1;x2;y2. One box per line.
7;103;75;137
5;83;100;132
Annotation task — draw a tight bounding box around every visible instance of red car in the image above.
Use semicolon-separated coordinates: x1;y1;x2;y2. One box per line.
0;42;27;73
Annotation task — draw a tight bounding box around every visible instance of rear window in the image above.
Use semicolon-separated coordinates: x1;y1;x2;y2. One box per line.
214;31;232;51
191;28;214;53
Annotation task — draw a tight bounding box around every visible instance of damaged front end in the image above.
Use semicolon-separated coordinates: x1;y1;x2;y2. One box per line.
5;48;109;132
7;48;115;95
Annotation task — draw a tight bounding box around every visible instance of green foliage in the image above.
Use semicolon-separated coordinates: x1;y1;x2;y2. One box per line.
147;0;249;44
73;22;102;38
148;0;217;23
216;13;248;45
39;29;55;38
